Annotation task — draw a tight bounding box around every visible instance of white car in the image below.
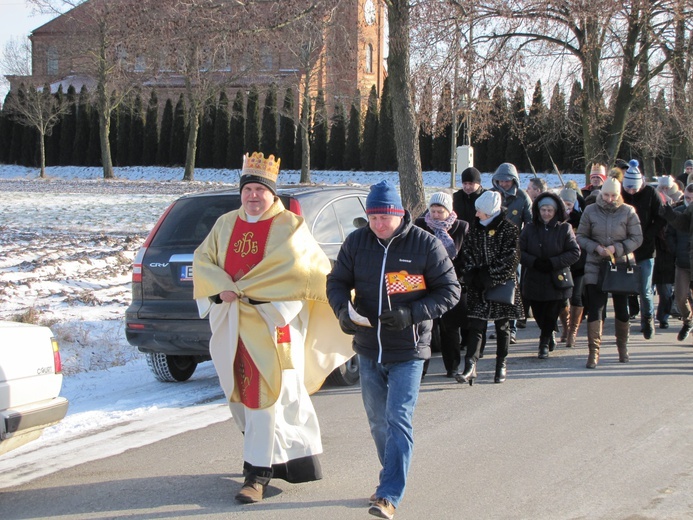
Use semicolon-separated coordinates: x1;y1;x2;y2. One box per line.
0;321;69;455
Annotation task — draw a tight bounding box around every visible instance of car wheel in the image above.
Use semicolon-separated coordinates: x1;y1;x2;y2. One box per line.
325;355;360;386
146;353;198;382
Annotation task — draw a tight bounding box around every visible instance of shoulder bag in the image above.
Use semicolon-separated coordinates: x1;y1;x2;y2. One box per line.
552;268;574;289
484;278;516;305
598;254;641;296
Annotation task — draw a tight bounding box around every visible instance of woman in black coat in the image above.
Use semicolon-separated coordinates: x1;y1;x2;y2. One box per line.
456;191;524;385
415;192;469;377
520;192;581;359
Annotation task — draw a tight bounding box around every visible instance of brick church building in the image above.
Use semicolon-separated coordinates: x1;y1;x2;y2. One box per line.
7;0;387;112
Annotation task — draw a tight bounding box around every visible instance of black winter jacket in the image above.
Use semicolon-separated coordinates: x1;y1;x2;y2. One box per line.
566;208;587;275
326;212;461;363
665;204;690;270
452;186;485;227
462;209;524;321
520;192;581;302
621;184;665;261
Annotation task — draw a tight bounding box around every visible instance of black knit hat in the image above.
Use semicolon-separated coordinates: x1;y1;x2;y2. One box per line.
614;159;629;171
460;167;481;184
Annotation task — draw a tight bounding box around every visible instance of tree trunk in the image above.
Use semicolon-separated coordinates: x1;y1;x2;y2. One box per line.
670;7;692;174
96;21;114;179
580;20;606;167
99;109;114;179
387;0;425;217
604;8;642;166
183;108;199;181
300;80;312;183
39;129;46;179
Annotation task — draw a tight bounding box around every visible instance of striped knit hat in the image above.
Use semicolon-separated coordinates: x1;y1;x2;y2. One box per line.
366;181;405;216
623;159;643;191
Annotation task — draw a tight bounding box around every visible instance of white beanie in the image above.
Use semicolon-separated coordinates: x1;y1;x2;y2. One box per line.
475;191;502;218
658;175;674;189
429;192;453;213
601;177;621;195
623;159;643;190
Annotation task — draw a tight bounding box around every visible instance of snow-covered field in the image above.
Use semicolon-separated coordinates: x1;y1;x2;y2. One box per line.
0;163;583;486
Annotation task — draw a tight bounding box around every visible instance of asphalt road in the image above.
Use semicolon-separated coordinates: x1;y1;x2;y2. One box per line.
1;317;692;520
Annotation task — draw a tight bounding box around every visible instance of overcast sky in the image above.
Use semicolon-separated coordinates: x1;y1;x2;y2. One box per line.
0;0;56;98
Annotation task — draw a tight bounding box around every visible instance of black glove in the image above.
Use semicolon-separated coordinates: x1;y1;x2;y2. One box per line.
379;306;413;330
689;280;693;291
338;306;358;335
463;267;479;286
534;258;553;273
478;269;493;290
659;203;676;221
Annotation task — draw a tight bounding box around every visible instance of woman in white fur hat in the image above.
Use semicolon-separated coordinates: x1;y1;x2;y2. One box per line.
457;191;524;385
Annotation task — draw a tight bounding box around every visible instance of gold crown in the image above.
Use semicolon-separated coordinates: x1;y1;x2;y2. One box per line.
242;152;281;181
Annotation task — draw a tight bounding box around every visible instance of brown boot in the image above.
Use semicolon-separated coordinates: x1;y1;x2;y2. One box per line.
235;478;266;503
615;319;630;362
586;320;602;369
559;305;570;342
565;305;583;348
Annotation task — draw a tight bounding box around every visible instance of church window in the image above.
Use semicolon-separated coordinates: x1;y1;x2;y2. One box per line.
47;46;58;75
365;43;373;74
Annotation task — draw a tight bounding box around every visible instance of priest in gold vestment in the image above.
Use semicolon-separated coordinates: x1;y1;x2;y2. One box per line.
193;152;352;504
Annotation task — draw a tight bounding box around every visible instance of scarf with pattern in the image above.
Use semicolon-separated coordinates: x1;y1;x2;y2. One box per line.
425;210;458;259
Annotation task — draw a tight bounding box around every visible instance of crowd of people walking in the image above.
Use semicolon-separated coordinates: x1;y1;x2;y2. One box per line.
194;152;692;519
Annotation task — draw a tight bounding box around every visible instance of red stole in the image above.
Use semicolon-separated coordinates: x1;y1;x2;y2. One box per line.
225;217;290;408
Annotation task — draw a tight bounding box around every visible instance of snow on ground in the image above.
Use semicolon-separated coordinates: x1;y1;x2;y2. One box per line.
0;163;585;484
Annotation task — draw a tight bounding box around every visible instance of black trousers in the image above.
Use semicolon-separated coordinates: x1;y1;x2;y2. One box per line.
465;318;510;364
585;284;629;323
529;299;563;338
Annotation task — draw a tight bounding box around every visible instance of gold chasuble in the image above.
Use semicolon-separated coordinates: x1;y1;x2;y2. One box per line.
193;200;352;410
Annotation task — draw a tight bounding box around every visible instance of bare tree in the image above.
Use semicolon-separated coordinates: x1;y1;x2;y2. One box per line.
281;0;346;182
439;0;675;170
28;0;154;179
5;83;71;177
385;0;425;216
1;36;32;77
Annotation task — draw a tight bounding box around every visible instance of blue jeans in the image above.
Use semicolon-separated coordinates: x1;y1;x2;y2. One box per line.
358;355;424;508
637;258;655;323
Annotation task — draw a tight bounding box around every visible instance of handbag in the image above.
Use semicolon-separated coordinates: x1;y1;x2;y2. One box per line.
552;268;574;289
598;255;641;296
484;279;516;305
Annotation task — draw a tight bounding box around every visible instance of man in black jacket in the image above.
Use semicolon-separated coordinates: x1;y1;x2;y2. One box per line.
453;167;485;225
327;180;460;520
621;159;666;339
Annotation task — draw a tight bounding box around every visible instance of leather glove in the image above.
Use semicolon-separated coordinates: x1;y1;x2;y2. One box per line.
659;204;676;221
379;306;413;331
338;306;358;335
533;258;553;273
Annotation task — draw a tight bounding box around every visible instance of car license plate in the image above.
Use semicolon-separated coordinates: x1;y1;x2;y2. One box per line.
180;265;193;281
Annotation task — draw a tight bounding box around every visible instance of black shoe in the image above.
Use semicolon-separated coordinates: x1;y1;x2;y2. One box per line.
548;333;556;352
494;361;507;383
538;344;549;359
489;332;497;340
642;318;654;340
455;361;477;386
659;321;669;329
678;321;693;341
517;319;527;329
446;369;455;378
